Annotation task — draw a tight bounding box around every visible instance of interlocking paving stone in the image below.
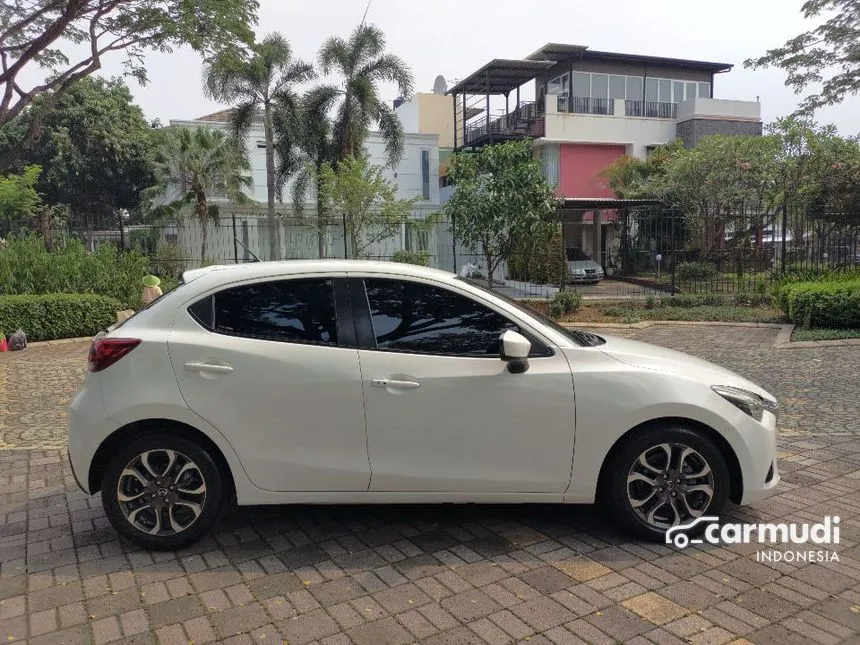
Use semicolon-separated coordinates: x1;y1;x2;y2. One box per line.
2;327;860;644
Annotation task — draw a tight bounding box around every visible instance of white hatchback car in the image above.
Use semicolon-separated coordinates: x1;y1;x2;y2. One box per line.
68;261;780;550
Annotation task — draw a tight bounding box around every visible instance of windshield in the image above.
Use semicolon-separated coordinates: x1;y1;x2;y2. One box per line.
456;277;605;347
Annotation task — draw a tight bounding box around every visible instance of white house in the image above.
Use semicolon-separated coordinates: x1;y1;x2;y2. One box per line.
153;110;445;265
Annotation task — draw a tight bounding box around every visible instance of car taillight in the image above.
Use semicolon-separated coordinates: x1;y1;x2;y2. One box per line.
88;338;141;372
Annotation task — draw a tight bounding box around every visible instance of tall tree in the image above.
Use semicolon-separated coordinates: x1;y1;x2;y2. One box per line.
744;0;860;114
144;126;252;264
284;85;339;257
0;164;41;233
0;0;258;166
203;33;315;260
0;77;155;243
444;139;558;289
319;23;413;166
318;154;416;259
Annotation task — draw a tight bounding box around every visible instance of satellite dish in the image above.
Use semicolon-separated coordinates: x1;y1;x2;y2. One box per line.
433;75;447;95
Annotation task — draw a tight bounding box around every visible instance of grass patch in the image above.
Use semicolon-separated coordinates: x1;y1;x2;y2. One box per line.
791;328;860;342
523;298;786;324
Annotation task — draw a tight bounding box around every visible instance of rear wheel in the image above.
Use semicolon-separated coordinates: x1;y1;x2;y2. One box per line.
101;434;224;550
602;426;730;542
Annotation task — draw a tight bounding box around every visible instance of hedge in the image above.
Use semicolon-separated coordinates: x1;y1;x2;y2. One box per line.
783;279;860;329
0;293;121;342
0;234;150;309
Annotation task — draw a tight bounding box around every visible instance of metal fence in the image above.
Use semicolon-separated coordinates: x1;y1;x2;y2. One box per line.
3;201;859;300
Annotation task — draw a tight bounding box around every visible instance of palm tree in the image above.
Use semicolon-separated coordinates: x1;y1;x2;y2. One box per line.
275;86;339;257
203;33;315;260
319;24;414;166
145;126;252;264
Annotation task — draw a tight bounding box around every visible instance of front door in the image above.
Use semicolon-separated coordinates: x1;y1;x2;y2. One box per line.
354;276;576;494
168;275;370;492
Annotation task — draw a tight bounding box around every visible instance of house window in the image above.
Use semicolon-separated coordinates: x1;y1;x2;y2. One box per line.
645;78;659;102
674;81;685;102
541;144;559;187
698;82;711;98
591;74;608;100
572;72;590;98
626;76;643;101
421;150;431;200
547;73;569;95
686;82;698;101
609;75;626;100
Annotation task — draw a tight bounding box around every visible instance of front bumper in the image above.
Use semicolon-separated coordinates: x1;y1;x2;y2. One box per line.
570;273;603;283
736;410;780;505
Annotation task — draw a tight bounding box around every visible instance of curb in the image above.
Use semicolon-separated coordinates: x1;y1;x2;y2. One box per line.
20;337;92;348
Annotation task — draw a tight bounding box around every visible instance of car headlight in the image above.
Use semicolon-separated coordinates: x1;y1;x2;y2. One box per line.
711;385;778;422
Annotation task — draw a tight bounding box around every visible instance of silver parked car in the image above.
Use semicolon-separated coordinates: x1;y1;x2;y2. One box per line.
566;248;604;284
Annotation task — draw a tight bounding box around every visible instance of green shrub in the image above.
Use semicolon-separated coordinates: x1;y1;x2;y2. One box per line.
676;261;719;283
660;293;730;307
0;293;121;342
391;250;430;266
784;279;860;329
507;227;569;285
771;266;860;312
0;234;149;308
551;290;582;315
547;301;565;320
645;295;656;309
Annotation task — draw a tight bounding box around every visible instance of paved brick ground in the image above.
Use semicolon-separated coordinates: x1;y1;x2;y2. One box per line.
1;325;859;645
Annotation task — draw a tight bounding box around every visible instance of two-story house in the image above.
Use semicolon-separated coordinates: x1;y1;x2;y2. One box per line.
404;43;762;272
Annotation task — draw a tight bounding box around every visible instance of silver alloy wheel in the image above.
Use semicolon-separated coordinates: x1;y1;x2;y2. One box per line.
116;449;207;536
626;442;715;530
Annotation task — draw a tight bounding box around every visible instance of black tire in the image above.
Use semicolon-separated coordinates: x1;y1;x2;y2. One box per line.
601;425;730;542
101;433;224;551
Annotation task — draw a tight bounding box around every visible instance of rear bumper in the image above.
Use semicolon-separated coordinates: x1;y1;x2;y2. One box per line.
68;377;113;495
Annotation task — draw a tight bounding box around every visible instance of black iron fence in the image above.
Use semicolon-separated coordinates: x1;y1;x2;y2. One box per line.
2;202;858;300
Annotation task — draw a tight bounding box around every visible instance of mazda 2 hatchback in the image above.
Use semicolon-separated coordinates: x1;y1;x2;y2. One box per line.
68;261;780;550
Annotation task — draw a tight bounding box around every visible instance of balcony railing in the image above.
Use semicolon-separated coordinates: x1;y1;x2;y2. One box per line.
624;100;678;119
557;96;614;116
463;101;543;146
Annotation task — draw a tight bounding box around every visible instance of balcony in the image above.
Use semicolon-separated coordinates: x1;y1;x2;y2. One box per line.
624;100;678;119
463;101;544;147
557;96;615;116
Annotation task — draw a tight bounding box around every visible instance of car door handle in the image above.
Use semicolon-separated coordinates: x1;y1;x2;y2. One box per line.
184;362;234;374
371;378;420;390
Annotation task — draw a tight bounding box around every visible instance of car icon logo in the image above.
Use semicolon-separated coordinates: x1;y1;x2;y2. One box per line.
665;516;720;548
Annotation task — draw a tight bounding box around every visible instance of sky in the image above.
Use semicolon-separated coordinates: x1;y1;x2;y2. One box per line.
18;0;860;134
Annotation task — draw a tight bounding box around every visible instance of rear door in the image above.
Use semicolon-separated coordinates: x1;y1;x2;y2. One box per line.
168;274;370;492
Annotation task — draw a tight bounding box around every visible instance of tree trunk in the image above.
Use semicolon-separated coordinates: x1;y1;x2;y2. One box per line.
264;103;279;260
37;207;53;251
316;170;326;258
194;185;208;266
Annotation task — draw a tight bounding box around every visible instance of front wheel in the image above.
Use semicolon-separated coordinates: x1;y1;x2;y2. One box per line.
601;426;730;542
101;434;224;550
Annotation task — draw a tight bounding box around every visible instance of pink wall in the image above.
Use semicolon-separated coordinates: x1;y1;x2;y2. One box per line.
558;144;627;198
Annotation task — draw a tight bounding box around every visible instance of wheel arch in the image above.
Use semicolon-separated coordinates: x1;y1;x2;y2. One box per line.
595;416;743;505
88;418;236;499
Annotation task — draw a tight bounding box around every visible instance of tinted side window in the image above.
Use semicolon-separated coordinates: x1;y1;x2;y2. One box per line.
188;297;213;329
364;279;546;356
207;279;338;345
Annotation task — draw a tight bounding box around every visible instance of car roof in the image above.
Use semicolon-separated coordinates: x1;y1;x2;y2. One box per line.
182;259;457;285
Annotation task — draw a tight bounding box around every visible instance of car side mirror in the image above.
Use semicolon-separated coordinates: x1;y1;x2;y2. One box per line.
500;330;531;374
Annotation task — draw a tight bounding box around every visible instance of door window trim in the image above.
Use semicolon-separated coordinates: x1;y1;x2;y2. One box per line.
348;275;555;358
